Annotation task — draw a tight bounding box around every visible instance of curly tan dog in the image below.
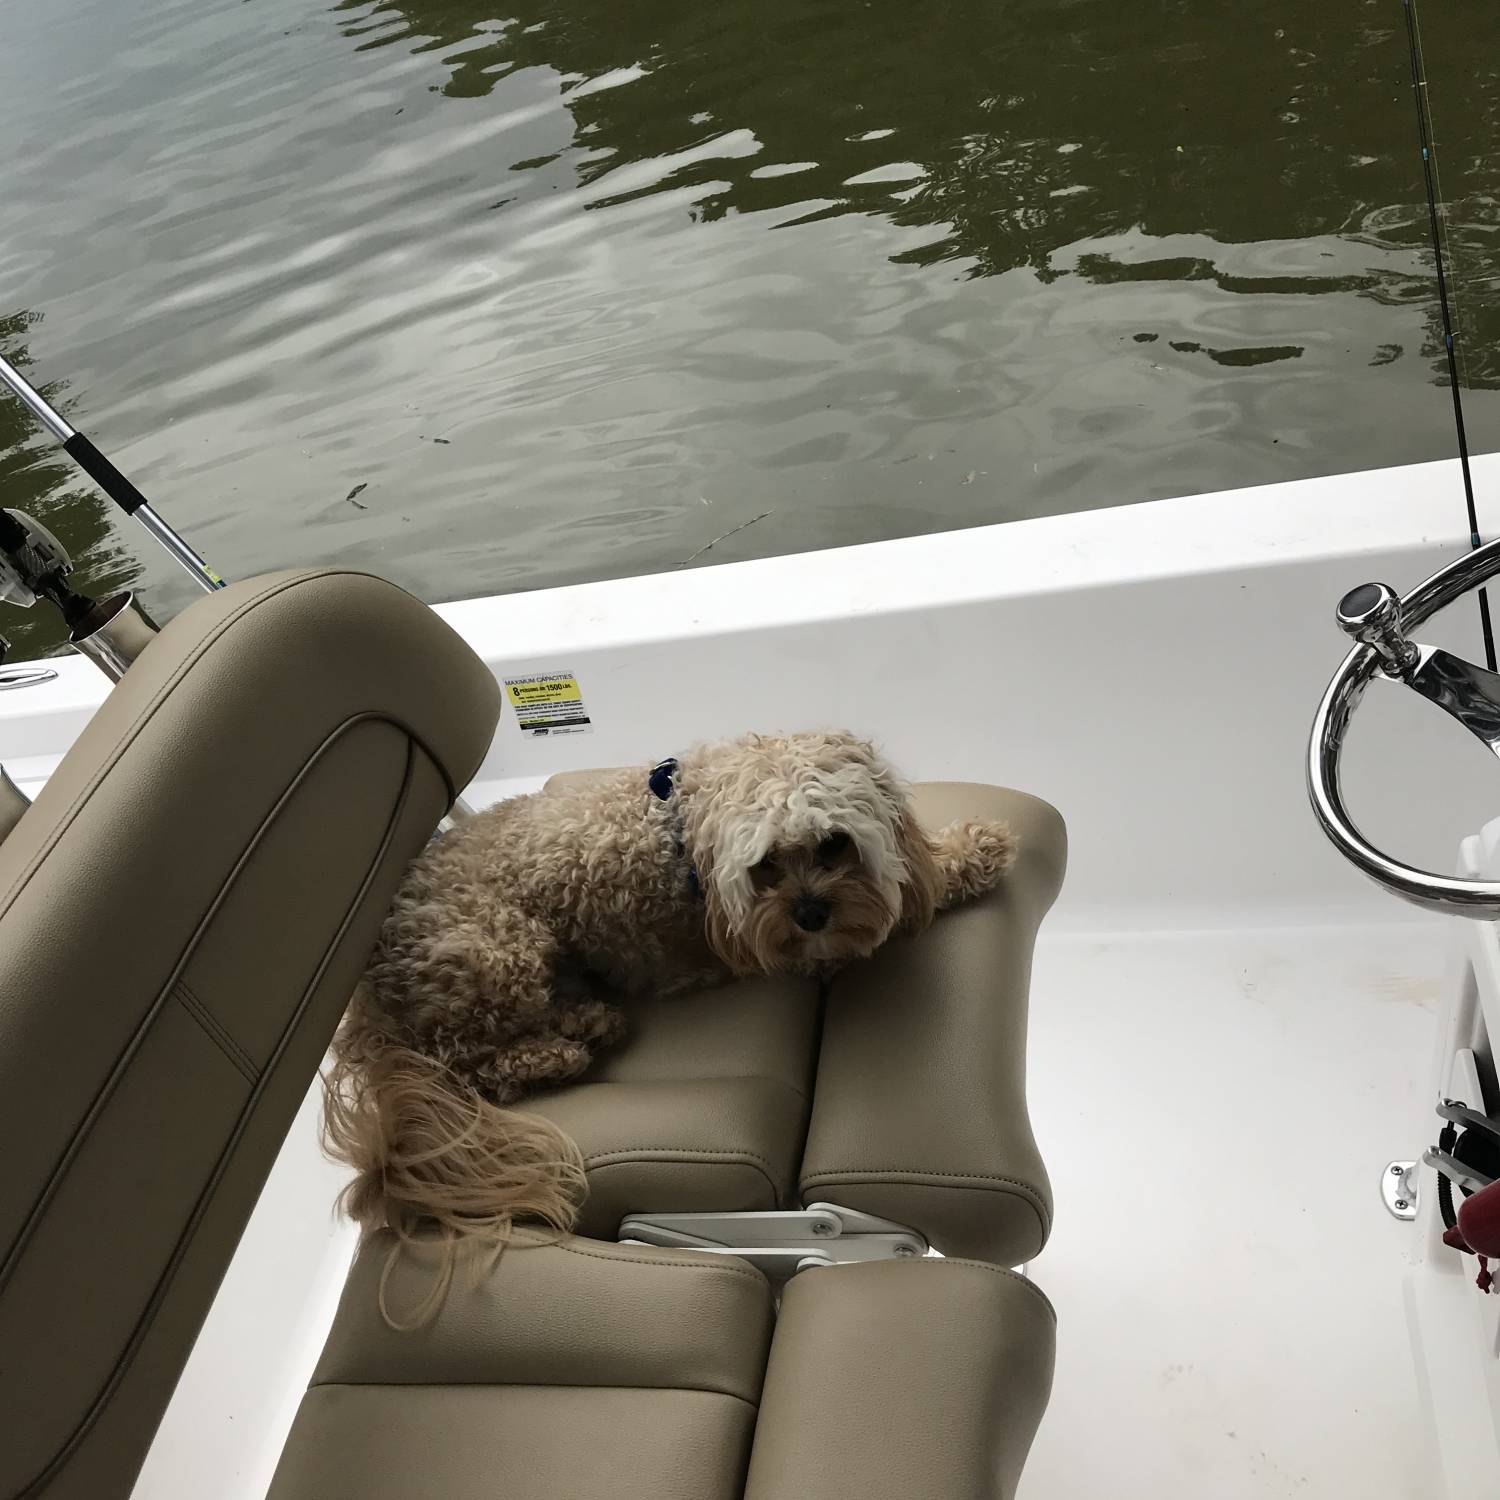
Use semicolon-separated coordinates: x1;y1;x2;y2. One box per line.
325;730;1014;1318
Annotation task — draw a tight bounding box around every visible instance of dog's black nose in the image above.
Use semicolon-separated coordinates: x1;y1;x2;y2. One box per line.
793;897;830;933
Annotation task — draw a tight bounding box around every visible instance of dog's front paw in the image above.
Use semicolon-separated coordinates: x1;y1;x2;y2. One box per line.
489;1036;594;1097
933;818;1016;906
556;997;628;1048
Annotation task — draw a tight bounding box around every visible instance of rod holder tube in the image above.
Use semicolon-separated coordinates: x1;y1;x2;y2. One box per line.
70;591;159;683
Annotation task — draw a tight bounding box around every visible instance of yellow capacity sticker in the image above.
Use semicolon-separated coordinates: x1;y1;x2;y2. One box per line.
503;672;593;738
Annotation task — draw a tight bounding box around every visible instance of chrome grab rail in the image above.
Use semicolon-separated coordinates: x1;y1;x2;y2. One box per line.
0;666;58;691
1309;534;1500;917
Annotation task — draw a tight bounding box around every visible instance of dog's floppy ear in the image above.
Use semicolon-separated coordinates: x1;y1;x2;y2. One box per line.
853;736;941;933
696;842;759;975
895;809;943;933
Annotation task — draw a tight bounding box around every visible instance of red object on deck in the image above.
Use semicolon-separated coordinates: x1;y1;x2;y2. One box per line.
1458;1179;1500;1259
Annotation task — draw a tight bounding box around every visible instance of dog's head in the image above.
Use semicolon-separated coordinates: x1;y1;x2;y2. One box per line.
680;730;940;976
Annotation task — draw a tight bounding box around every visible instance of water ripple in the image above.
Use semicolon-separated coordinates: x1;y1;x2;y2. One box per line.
0;0;1497;656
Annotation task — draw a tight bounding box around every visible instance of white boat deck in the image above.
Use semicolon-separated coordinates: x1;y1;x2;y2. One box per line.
1025;922;1437;1499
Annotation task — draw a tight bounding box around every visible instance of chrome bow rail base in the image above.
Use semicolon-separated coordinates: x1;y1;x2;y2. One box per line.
1310;534;1500;917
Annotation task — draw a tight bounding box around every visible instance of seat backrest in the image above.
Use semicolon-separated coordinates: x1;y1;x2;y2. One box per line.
0;570;499;1500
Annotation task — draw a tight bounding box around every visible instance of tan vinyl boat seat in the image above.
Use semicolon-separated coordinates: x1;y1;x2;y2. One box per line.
0;571;499;1500
536;773;1065;1267
2;570;1058;1499
269;1230;1056;1500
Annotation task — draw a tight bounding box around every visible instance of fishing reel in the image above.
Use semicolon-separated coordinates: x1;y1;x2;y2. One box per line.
0;507;158;683
1310;534;1500;916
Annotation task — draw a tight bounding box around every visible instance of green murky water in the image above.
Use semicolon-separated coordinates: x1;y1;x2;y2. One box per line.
2;0;1497;657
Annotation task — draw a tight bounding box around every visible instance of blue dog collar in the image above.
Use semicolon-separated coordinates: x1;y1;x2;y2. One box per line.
649;758;679;802
649;758;700;900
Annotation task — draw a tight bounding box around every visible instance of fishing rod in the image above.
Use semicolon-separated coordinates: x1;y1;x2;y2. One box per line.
1401;0;1496;671
0;352;224;595
0;351;478;823
0;352;222;837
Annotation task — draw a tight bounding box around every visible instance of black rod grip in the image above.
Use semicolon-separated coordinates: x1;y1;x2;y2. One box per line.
62;432;150;516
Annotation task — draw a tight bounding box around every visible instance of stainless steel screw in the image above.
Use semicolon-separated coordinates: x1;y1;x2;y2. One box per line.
811;1220;835;1237
1395;1200;1409;1211
1391;1165;1404;1176
894;1244;918;1258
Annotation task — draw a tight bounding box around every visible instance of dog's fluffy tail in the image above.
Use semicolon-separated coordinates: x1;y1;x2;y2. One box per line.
322;1007;586;1328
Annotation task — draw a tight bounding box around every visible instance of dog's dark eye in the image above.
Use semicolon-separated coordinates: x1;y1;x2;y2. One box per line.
752;853;778;876
817;831;851;864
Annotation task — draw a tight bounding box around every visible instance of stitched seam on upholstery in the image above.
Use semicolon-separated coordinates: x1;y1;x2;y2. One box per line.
801;1173;1052;1236
0;573;308;920
0;713;413;1293
175;978;257;1080
172;983;256;1086
799;1168;1046;1191
586;1145;778;1169
14;735;426;1498
932;1258;1059;1322
0;571;461;927
586;1155;781;1213
304;1379;762;1411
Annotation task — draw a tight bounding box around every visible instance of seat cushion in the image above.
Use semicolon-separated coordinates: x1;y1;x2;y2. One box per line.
532;773;1059;1263
797;783;1064;1264
268;1230;775;1500
275;1387;752;1500
744;1258;1056;1500
272;1234;1055;1500
529;976;819;1237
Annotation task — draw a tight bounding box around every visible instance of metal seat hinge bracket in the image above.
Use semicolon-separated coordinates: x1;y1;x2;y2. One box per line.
619;1202;928;1281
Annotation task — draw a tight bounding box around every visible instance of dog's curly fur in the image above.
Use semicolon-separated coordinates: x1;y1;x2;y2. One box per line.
324;730;1014;1318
